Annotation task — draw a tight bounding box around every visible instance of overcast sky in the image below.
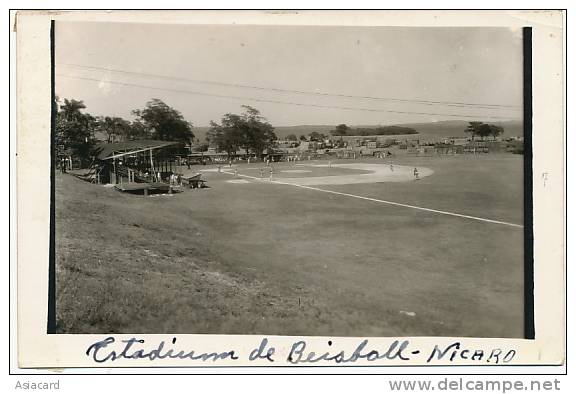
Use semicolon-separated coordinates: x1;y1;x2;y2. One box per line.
55;22;524;127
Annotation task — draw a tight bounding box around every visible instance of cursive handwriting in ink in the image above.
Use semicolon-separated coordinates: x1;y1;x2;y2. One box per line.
249;338;275;362
287;339;413;364
86;337;239;363
426;342;516;364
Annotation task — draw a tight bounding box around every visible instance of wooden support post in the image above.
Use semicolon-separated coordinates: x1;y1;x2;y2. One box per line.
144;187;148;197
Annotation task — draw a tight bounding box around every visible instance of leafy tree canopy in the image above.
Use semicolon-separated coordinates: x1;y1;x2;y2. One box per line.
330;124;350;136
308;131;326;141
465;121;505;140
96;116;132;143
207;106;276;157
132;99;194;143
55;98;97;165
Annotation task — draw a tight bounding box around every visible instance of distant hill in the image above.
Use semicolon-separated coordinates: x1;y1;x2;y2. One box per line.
191;120;523;142
340;125;418;136
191;125;335;142
392;120;523;139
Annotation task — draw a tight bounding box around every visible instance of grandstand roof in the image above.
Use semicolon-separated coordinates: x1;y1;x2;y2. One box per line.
95;140;180;160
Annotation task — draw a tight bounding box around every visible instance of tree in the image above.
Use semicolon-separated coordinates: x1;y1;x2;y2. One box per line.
331;124;350;136
464;121;505;141
299;135;307;141
286;134;298;141
207;117;243;157
476;124;493;140
132;99;194;143
96;116;132;143
208;106;277;157
241;106;277;155
308;131;325;141
464;121;484;141
196;142;210;152
126;120;150;141
55;98;97;166
60;98;87;122
478;123;504;141
488;124;504;140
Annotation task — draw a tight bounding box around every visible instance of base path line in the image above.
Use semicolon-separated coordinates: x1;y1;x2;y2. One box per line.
220;170;524;229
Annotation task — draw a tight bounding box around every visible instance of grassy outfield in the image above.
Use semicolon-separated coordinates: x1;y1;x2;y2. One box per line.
55;154;524;337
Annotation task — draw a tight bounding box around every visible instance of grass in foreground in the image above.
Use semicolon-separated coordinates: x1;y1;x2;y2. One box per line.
56;155;524;337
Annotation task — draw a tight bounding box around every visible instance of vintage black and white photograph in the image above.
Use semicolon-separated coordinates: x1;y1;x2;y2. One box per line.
52;21;527;338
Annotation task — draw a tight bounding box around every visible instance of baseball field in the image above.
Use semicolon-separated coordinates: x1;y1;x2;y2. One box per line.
55;154;524;337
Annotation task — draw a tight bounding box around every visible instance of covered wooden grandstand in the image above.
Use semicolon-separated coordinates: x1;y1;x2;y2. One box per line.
89;140;186;195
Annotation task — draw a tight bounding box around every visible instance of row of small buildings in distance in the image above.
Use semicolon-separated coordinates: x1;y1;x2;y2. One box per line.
188;133;525;160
